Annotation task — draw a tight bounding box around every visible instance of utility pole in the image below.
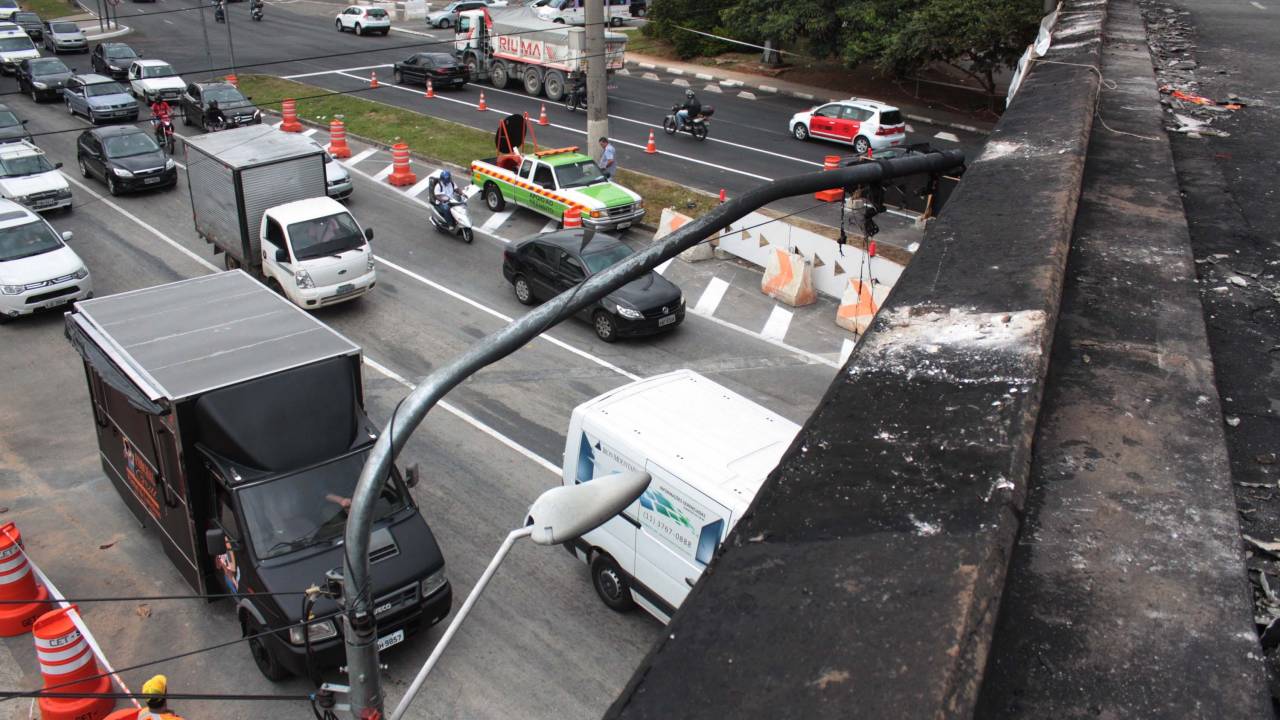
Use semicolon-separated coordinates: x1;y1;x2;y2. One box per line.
197;0;215;82
584;0;608;160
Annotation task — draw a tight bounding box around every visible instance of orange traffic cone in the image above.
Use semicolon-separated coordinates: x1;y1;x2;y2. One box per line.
644;130;657;154
425;79;435;98
225;73;238;88
538;104;549;126
477;91;488;111
563;206;583;229
0;523;50;637
328;119;352;159
718;188;726;203
370;71;379;89
815;155;842;202
387;142;417;187
280;98;303;133
33;607;114;720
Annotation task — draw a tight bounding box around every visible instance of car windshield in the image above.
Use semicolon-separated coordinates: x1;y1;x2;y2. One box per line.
0;36;35;52
29;58;68;75
555;160;607;188
105;45;136;59
49;22;78;33
0;153;55;178
204;86;246;104
85;81;126;97
237;451;408;560
0;218;62;262
14;13;38;22
288;211;365;260
104;132;159;158
140;63;174;78
0;0;17;8
0;111;18;128
582;243;634;273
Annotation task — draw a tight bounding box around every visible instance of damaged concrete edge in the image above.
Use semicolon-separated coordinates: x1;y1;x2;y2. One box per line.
605;1;1109;718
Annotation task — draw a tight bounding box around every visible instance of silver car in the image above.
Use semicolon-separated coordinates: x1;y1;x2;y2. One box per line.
43;20;87;54
63;74;139;124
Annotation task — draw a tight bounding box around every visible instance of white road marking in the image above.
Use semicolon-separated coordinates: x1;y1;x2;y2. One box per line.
738;91;757;100
934;131;960;143
615;68;630;76
637;62;656;69
760;305;793;341
283;63;392;79
642;71;660;81
540;219;560;234
272;120;282;129
905;123;915;133
480;209;513;233
671;78;689;87
758;85;778;93
1249;1;1266;9
720;79;743;88
694;72;714;81
668;68;684;76
654;258;673;275
302;128;318;137
704;84;722;93
690;305;839;368
693;276;729;315
372;163;394;182
163;18;173;24
405;175;434;197
839;338;855;366
390;26;438;38
344;147;378;166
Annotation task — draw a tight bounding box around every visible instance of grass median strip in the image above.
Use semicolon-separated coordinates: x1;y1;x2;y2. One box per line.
238;74;721;227
20;0;81;20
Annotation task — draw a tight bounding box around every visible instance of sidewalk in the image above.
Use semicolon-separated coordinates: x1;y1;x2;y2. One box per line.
624;52;996;136
58;9;131;39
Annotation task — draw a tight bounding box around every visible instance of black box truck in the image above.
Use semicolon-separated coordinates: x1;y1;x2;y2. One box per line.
64;270;451;680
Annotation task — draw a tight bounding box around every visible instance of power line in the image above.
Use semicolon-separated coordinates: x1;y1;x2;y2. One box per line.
1;690;313;701
0;590;309;604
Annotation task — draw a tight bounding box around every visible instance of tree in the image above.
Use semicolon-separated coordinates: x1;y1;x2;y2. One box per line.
719;0;846;59
642;0;737;59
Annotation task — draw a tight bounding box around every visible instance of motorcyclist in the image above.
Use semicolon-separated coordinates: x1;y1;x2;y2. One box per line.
250;0;263;17
214;0;225;22
675;88;700;132
150;98;172;143
568;73;586;108
205;99;226;130
431;170;459;229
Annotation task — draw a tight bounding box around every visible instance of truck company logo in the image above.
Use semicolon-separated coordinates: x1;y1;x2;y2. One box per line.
639;490;693;529
122;436;160;520
497;35;543;60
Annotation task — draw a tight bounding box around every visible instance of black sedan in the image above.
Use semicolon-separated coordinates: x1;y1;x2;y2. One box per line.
393;52;467;89
90;42;138;81
0;103;30;144
179;82;261;131
76;126;176;195
12;11;44;40
502;230;684;342
16;57;73;102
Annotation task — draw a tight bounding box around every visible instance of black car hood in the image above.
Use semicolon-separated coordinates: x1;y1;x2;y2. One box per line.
219;100;257;114
33;71;72;85
110;150;169;172
0;125;28;142
605;271;682;310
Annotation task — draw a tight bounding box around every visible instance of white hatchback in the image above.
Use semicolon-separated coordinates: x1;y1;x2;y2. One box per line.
789;98;907;155
334;5;391;36
0;199;90;321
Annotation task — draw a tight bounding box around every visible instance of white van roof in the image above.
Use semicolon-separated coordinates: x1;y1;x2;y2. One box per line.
580;370;800;509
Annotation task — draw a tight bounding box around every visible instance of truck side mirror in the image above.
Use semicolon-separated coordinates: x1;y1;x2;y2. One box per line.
405;463;420;488
363;227;374;241
274;248;289;263
205;528;226;556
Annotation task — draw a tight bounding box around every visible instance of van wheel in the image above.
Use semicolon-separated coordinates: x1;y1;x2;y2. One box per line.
592;553;635;612
483;182;505;211
244;618;291;681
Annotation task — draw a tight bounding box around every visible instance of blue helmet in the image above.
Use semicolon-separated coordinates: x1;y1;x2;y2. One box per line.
440;170;451;183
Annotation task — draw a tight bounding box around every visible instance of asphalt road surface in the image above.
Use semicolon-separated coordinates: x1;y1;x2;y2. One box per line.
0;48;854;720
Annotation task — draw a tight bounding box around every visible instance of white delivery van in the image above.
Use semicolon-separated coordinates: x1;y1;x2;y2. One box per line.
563;370;801;623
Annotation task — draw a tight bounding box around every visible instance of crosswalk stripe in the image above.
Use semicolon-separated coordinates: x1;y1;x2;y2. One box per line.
693;277;729;315
302;128;318;137
839;338;855;366
373;164;394;182
655;259;673;276
344;148;378;167
541;220;560;234
480;209;514;233
405;176;434;197
934;131;960;143
760;305;793;341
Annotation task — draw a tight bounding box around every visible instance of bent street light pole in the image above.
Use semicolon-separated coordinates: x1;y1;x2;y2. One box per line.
341;150;967;716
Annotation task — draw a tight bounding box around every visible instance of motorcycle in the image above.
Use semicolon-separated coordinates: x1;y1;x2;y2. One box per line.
250;2;262;20
662;104;714;141
564;84;586;112
214;4;226;23
152;117;175;154
426;171;477;243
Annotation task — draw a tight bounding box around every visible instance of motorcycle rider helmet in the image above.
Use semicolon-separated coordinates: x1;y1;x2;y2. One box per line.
440;170;451;183
685;88;695;98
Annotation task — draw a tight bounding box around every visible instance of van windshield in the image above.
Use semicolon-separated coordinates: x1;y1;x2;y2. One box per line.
288;211;365;260
238;451;409;560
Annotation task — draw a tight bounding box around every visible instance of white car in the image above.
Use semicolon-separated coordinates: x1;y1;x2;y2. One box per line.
0;199;91;322
0;27;39;75
788;98;907;155
334;5;391;36
127;59;184;103
0;141;72;213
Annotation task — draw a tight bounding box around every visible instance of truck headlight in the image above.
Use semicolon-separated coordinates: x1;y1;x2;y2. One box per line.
288;619;338;645
294;269;315;289
589;209;602;218
73;268;88;280
421;568;447;599
615;304;643;320
1;285;23;295
112;167;133;177
635;198;644;209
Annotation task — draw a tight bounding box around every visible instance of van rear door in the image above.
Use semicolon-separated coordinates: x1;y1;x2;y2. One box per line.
633;462;732;613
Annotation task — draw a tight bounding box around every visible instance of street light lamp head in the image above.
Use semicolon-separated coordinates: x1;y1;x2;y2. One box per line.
524;471;651;545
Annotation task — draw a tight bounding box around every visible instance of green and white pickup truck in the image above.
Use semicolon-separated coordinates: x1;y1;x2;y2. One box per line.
470;147;645;231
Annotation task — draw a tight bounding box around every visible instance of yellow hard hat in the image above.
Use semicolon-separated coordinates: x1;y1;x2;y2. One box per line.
142;674;167;697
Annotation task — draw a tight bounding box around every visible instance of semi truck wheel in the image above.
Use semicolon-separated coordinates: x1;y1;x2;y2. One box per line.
591;553;635;611
543;70;565;102
522;66;543;97
490;61;509;89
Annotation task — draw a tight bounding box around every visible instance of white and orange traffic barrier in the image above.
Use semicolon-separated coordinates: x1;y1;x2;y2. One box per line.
425;79;435;98
388;143;417;186
761;248;816;307
224;73;238;88
327;119;352;159
563;206;583;229
645;130;657;154
0;522;50;636
477;91;488;111
34;606;115;720
814;155;842;202
369;70;380;89
538;104;549;126
835;278;881;334
280;98;303;133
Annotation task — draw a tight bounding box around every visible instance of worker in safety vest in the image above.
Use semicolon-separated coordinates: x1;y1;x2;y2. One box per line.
138;674;184;719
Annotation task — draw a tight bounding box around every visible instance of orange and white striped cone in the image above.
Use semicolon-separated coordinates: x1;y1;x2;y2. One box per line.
327;118;352;159
225;73;238;88
370;71;379;89
0;523;50;637
538;104;549;126
280;98;303;133
562;206;583;229
387;142;417;187
425;79;435;98
644;130;657;154
477;91;488;111
33;607;114;720
815;154;842;202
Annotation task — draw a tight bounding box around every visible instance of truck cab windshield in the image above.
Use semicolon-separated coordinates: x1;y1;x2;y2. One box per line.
238;451;408;560
556;160;606;188
288;212;365;260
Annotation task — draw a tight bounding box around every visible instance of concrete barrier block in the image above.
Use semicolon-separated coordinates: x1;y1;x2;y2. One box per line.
655;207;715;263
835;279;879;334
761;248;816;307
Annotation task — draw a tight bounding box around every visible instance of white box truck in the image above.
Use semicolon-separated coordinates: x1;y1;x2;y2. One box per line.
562;370;801;623
184;126;377;310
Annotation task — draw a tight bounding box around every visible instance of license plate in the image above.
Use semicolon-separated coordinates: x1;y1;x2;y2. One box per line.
376;629;405;652
659;314;677;327
43;297;69;310
144;177;161;184
334;283;356;297
33;201;54;209
617;221;632;230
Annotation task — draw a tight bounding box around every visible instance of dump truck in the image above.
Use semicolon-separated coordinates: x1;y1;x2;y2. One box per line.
454;6;627;101
65;271;452;680
184;126;377;309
